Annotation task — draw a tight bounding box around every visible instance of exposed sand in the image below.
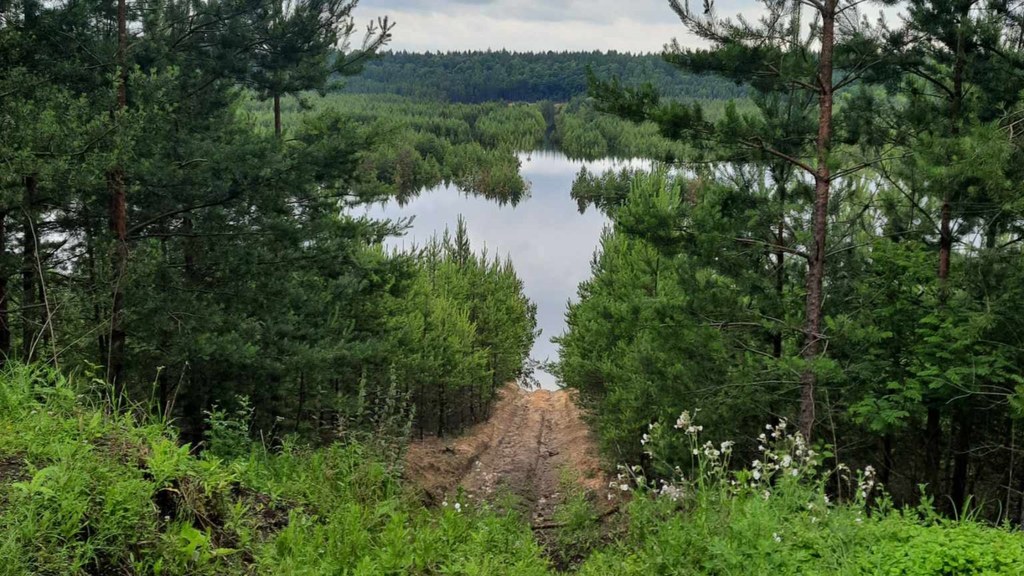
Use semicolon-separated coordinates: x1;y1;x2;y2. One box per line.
404;383;609;525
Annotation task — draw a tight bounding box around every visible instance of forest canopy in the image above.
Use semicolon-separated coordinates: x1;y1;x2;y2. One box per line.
335;50;751;103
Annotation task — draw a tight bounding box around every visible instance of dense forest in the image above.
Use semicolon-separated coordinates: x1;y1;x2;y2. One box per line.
338;50;751;103
5;0;1024;573
0;0;537;447
559;0;1024;523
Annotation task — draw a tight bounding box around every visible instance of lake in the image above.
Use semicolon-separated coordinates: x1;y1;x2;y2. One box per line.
362;151;650;389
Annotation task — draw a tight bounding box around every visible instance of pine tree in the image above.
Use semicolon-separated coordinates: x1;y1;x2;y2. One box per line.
590;0;884;439
246;0;392;137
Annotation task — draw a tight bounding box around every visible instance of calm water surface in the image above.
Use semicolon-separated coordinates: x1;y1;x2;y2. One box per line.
362;152;650;389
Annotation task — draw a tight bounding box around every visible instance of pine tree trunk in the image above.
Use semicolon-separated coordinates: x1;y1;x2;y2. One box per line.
881;434;893;487
37;271;48;356
0;211;9;364
87;235;108;365
950;407;972;514
923;200;952;501
437;383;446;437
158;369;168;418
773;176;786;359
22;175;38;362
107;0;129;397
182;215;196;280
799;2;835;441
926;406;942;498
924;16;966;509
108;175;127;393
417;378;425;440
295;371;306;433
273;93;282;138
939;200;952;295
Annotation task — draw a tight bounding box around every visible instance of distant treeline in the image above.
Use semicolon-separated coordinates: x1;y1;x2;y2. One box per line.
337;50;749;103
263;93;709;166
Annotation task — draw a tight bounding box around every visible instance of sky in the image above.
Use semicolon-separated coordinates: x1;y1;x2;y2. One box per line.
354;0;764;53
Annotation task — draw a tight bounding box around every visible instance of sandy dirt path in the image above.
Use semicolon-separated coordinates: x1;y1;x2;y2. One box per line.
404;384;609;525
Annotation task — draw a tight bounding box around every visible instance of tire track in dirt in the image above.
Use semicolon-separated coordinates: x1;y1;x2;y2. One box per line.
404;383;609;525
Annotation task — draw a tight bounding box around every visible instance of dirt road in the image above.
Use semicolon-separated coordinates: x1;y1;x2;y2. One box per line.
404;384;608;525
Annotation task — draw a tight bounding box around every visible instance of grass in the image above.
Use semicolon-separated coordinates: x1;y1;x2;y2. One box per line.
1;365;1023;575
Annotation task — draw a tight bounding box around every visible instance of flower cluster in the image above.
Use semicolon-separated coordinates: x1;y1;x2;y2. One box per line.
750;419;818;485
641;422;659;457
658;479;685;501
857;465;876;501
608;464;644;495
674;409;703;434
612;408;880;520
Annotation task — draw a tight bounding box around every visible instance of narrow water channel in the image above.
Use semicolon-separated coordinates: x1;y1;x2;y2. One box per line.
362;151;649;389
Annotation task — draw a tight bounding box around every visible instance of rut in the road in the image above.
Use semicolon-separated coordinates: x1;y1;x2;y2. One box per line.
404;384;609;525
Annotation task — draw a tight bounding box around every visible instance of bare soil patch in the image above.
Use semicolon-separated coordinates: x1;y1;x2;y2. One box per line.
404;384;610;526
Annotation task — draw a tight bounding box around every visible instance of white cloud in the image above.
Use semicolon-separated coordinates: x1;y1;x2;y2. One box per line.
355;0;765;52
355;0;907;53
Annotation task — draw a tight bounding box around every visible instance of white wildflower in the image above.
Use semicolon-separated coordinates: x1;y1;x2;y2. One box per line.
674;411;692;430
659;483;684;501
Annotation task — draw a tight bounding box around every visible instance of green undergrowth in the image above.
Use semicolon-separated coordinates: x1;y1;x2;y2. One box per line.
580;489;1024;576
0;366;548;576
2;365;1023;575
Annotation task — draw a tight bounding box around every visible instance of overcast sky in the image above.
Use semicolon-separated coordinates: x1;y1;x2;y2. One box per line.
355;0;765;53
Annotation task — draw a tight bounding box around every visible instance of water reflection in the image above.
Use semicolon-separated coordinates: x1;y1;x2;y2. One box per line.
362;151;651;389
